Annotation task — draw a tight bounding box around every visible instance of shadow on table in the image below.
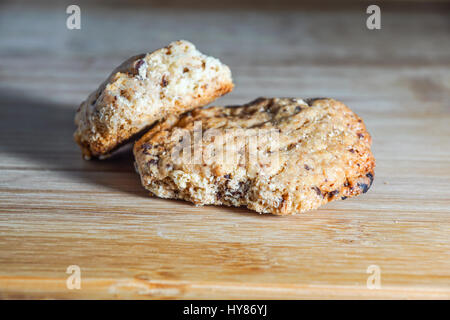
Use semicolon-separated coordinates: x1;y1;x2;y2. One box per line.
0;88;148;198
0;89;275;216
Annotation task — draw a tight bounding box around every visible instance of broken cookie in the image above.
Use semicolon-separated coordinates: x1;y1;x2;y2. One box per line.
74;40;234;159
133;98;375;215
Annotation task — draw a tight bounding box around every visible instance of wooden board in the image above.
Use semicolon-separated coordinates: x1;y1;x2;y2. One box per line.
0;1;449;299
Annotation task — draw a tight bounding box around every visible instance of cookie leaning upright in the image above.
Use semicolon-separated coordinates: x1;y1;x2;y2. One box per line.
134;98;375;215
74;40;234;159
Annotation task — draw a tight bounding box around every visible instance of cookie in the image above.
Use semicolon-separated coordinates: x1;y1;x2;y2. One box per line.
74;40;234;159
133;98;375;215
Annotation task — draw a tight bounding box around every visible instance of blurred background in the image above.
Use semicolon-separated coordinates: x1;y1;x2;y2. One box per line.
1;0;449;104
1;0;449;167
1;0;449;163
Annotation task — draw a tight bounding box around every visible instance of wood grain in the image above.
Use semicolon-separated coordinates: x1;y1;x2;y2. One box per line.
0;1;449;299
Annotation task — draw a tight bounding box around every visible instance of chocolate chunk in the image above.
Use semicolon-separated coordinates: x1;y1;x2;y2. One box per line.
328;190;339;199
134;59;145;74
357;182;370;193
305;98;326;106
161;75;169;87
366;172;374;186
142;143;153;154
312;186;322;197
355;172;374;194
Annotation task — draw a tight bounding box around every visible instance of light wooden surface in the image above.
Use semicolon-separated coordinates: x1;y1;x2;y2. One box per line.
0;1;449;299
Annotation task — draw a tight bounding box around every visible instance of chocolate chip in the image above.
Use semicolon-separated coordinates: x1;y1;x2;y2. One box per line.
305;98;326;106
328;190;339;199
366;172;374;185
349;148;355;153
141;143;153;154
312;186;322;197
149;158;159;165
357;182;370;193
161;75;168;87
304;164;311;170
295;106;303;112
183;67;189;73
357;133;364;139
358;172;374;193
341;196;348;200
134;59;145;74
224;174;231;179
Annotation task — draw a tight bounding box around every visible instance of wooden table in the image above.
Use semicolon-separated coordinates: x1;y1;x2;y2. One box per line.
0;1;449;299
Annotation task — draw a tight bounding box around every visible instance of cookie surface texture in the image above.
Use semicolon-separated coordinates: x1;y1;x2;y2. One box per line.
134;98;375;215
